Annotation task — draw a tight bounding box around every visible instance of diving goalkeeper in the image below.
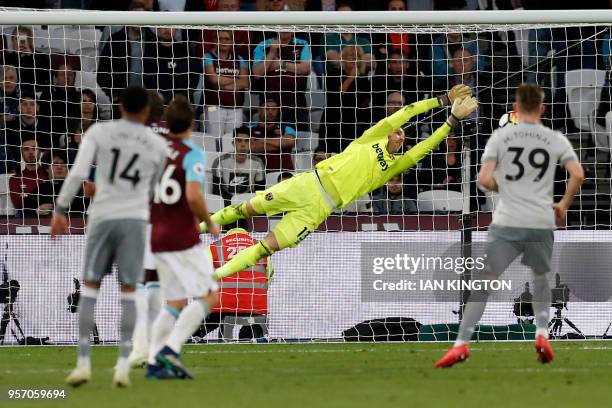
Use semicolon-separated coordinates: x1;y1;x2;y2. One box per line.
203;84;478;279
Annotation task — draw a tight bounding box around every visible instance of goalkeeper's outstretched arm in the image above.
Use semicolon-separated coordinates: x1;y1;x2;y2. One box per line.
355;84;472;146
388;96;479;179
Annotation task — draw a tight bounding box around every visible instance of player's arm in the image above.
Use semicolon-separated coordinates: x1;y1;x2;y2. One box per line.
554;159;585;223
51;128;97;237
185;182;217;232
389;96;478;178
184;149;220;235
356;84;472;146
479;160;498;192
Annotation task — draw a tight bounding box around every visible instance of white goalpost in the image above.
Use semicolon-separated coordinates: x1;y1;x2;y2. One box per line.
0;8;611;345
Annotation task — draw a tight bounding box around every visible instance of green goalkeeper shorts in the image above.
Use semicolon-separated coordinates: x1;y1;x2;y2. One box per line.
250;171;334;249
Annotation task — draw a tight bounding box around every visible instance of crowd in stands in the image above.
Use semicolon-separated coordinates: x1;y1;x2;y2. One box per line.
0;0;609;220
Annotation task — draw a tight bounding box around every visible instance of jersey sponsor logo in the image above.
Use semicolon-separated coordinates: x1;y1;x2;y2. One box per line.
228;175;249;187
371;143;389;171
265;193;273;201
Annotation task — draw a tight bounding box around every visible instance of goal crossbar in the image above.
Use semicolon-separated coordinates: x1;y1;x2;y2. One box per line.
0;9;610;26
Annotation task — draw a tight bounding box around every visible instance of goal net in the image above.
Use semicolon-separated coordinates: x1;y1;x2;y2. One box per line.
1;9;611;344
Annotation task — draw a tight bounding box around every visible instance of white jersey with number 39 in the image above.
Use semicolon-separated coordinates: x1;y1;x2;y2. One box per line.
482;122;578;229
56;119;168;222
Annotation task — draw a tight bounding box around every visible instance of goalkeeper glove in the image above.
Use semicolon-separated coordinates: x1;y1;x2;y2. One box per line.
438;84;472;106
446;96;478;127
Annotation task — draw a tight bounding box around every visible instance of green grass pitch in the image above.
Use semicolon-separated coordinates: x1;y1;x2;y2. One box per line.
2;341;610;407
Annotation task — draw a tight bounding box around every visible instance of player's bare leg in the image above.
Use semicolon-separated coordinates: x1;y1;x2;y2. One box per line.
148;292;218;380
66;281;100;387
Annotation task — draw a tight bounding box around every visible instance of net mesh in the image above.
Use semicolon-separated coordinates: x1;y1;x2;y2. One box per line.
0;12;611;343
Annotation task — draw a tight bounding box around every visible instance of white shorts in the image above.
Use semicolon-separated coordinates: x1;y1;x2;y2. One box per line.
154;243;218;301
143;224;157;271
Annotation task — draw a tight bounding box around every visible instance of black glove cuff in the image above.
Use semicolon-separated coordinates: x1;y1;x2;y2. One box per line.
438;94;451;106
446;114;460;128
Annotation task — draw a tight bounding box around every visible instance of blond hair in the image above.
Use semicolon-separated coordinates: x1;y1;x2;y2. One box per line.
341;45;367;75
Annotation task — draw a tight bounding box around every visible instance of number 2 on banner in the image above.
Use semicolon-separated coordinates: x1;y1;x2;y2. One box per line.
226;246;247;259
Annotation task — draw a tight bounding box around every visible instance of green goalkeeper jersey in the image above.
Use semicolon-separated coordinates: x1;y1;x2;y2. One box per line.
315;97;452;208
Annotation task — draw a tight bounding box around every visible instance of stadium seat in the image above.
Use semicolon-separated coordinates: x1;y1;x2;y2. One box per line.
265;171;284;189
0;174;15;216
231;193;255;205
293;151;312;172
205;193;225;214
295;131;319;153
220;132;234;152
190;131;204;149
565;70;606;147
604;111;612;151
417;190;464;213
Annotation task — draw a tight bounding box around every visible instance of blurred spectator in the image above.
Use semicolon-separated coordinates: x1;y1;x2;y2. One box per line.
202;0;252;57
26;150;86;216
80;89;98;131
372;49;421;120
304;0;337;10
312;146;331;167
371;1;412;59
442;47;494;133
4;92;54;164
421;135;462;192
9;138;48;215
258;0;291;10
385;91;404;116
203;30;249;138
319;45;371;153
97;0;149;112
0;65;19;125
2;26;52;94
143;27;201;103
66;125;86;164
323;3;374;71
372;174;417;214
212;127;265;202
39;62;81;139
252;31;311;129
248;97;296;172
430;32;485;79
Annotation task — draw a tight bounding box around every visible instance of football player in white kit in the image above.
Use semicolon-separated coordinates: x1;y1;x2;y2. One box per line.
436;83;584;368
51;86;168;387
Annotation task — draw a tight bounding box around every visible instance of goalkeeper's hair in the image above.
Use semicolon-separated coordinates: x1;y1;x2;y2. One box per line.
166;95;194;134
516;83;544;114
120;86;149;114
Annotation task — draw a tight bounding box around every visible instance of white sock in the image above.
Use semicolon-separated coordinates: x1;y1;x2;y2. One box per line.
77;355;91;371
148;306;178;365
535;328;549;338
131;284;148;354
166;300;210;354
146;282;163;340
116;357;129;371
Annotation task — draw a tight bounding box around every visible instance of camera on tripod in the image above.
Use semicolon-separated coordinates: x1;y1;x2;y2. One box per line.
0;278;19;305
513;282;534;324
